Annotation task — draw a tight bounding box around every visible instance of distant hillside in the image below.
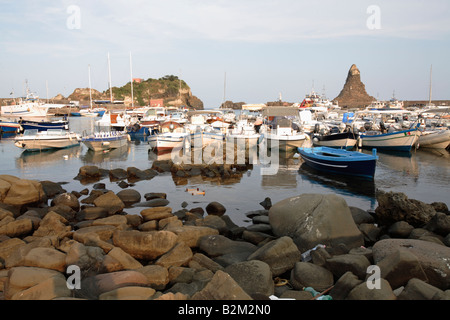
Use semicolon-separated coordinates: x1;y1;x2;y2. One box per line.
65;75;204;109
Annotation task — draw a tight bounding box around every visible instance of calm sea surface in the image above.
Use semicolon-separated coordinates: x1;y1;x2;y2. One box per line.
1;117;449;226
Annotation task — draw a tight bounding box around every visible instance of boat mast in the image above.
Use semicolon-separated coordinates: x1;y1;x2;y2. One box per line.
129;52;134;109
88;64;93;109
223;72;227;105
108;52;113;103
428;64;433;106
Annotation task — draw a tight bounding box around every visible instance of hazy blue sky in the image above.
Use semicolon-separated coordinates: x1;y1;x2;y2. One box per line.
1;0;449;108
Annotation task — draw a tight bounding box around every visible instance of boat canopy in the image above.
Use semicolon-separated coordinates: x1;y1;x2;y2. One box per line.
262;106;299;117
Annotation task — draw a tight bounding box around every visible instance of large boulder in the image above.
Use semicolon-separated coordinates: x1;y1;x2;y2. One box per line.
375;190;436;227
224;260;274;297
112;230;178;260
93;191;125;215
269;194;364;252
373;239;450;290
191;270;252;300
1;178;46;209
246;236;301;276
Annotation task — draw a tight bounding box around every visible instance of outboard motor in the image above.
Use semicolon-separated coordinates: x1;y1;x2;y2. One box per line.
314;123;321;134
364;122;372;131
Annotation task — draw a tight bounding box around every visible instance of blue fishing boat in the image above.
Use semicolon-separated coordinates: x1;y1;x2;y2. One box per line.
297;146;378;180
18;119;69;132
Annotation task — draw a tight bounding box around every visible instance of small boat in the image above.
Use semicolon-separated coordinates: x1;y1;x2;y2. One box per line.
227;119;260;149
81;131;130;152
14;129;81;152
298;146;378;180
416;129;450;149
149;132;190;154
18;118;69;132
311;127;359;150
0;119;21;134
359;126;421;152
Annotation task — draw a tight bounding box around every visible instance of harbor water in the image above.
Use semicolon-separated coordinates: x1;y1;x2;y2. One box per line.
1;117;449;226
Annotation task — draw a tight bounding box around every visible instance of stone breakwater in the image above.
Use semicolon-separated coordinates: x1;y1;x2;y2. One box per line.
0;164;449;301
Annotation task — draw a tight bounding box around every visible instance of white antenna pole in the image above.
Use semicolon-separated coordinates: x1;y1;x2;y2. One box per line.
130;52;134;109
429;64;433;105
108;52;113;103
46;80;49;103
88;64;93;109
223;72;227;104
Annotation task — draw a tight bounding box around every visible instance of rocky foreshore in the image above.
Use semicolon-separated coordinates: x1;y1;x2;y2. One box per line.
0;163;449;301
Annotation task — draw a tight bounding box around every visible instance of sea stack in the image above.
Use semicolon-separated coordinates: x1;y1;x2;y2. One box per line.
333;64;375;108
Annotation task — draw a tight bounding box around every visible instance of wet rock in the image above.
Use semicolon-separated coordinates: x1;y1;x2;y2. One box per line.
198;235;257;258
99;286;156;300
350;206;375;225
346;279;396;300
259;197;272;210
51;193;80;212
143;193;167;201
388;221;415;238
376;247;428;289
329;271;363;300
2;179;46;209
77;270;150;300
76;207;109;221
247;236;301;276
166;225;219;248
425;212;450;236
375;190;436;227
116;189;141;207
373;239;450;290
112;230;178;260
290;262;334;292
93;191;125;215
40;181;66;199
0;219;33;238
109;168;128;181
137;265;169;290
205;201;226;216
224;260;274;297
191;270;252;300
134;198;170;208
398;278;445;300
325;254;371;280
269;194;364;252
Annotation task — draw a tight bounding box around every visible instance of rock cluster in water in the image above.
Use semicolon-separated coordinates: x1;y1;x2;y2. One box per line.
0;171;449;300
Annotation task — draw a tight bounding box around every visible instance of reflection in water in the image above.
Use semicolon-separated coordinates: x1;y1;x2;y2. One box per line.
16;146;82;169
261;156;300;188
372;150;420;179
298;162;377;209
81;145;131;164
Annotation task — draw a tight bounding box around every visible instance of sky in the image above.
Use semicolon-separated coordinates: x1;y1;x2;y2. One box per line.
0;0;449;108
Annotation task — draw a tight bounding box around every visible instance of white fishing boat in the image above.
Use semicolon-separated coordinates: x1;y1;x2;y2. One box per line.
415;107;450;149
185;111;225;149
1;89;49;118
81;131;130;152
260;107;308;152
14;129;81;152
226;119;260;149
416;129;450;149
149;121;189;154
359;126;420;152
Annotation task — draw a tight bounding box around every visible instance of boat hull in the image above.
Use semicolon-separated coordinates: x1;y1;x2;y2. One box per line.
417;130;450;149
149;134;188;153
312;132;359;150
14;133;80;152
298;147;378;179
19;120;68;132
82;135;129;152
359;128;419;152
263;134;307;152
